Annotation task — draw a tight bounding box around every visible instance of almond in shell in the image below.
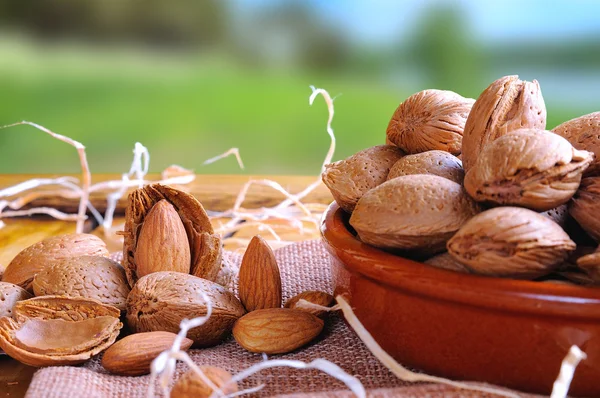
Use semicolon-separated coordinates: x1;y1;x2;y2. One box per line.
238;235;282;312
569;176;600;241
552;112;600;176
233;308;323;354
387;150;464;184
126;271;245;347
2;234;108;292
101;331;193;376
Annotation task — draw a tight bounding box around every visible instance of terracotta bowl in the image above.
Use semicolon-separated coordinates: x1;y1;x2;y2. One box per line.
320;202;600;397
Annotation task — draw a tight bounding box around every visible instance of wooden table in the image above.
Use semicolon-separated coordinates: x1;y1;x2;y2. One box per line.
0;174;332;398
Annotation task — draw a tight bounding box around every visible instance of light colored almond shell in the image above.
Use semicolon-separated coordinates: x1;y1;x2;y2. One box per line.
2;234;109;292
577;246;600;283
552;112;600;176
101;331;193;376
0;282;32;318
570;177;600;241
387;150;464;184
32;256;130;311
171;367;238;398
464;129;593;211
461;75;547;172
238;236;282;312
447;207;575;279
122;183;222;288
321;145;404;214
284;290;334;318
0;295;121;367
232;308;323;354
126;271;245;347
349;174;480;253
386;89;475;155
424;253;470;274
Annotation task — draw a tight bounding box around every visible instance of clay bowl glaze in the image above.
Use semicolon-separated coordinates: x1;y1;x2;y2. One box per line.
321;202;600;397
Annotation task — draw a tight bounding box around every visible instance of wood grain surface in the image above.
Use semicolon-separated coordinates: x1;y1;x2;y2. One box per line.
0;174;331;398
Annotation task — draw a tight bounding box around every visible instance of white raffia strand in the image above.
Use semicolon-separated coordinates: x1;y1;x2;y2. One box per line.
203;148;245;170
551;345;587;398
335;295;521;398
0;121;91;233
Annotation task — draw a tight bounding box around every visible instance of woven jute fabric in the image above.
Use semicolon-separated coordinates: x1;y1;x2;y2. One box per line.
25;240;538;398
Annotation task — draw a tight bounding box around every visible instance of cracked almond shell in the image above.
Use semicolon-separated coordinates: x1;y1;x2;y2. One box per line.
0;282;32;318
122;183;222;287
322;145;405;213
2;234;109;292
386;89;474;155
447;207;576;279
569;176;600;241
32;256;130;311
349;174;480;253
464;129;593;211
461;75;547;172
0;295;122;367
553;112;600;176
387;150;464;184
126;271;245;347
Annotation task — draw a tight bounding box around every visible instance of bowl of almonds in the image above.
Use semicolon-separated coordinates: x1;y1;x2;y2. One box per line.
320;75;600;397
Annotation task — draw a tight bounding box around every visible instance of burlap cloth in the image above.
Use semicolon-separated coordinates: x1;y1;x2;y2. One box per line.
25;240;541;398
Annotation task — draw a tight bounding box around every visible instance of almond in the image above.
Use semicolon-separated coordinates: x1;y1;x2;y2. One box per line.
424;253;470;274
387;150;464;184
126;272;245;347
101;331;193;376
569;176;600;241
2;234;109;292
321;145;405;213
134;199;191;278
238;235;282;312
171;367;237;398
284;290;334;318
462;75;547;172
386;89;475;155
233;308;323;354
552;112;600;176
0;282;32;318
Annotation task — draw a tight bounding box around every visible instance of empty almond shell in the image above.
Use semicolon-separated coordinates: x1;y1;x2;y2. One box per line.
462;75;547;172
553;112;600;176
321;145;404;213
0;282;32;318
0;295;122;367
349;174;480;253
386;89;474;155
387;150;464;184
464;129;593;211
447;207;576;279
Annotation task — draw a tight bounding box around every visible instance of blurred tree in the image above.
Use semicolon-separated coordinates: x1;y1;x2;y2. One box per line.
405;3;485;97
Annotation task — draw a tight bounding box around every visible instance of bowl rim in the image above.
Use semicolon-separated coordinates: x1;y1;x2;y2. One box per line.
321;201;600;320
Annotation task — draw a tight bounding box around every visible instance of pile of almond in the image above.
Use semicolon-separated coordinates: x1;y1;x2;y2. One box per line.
0;183;333;395
323;75;600;285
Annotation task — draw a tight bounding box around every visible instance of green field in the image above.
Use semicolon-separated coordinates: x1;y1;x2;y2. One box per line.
0;39;583;176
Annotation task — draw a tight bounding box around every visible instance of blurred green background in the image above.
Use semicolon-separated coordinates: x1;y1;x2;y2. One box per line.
0;0;598;175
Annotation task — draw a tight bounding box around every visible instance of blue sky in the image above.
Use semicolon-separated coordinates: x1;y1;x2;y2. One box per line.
234;0;600;45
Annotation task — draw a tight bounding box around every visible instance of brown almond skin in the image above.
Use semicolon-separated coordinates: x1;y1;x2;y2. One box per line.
386;89;475;155
349;174;480;254
570;176;600;241
447;207;576;279
462;75;547;172
101;331;193;376
464;129;593;211
284;290;334;318
32;256;130;311
387;150;464;184
126;272;245;347
134;199;191;278
321;145;405;214
233;308;323;354
171;367;237;398
553;112;600;176
238;235;282;312
0;282;32;318
2;234;109;292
